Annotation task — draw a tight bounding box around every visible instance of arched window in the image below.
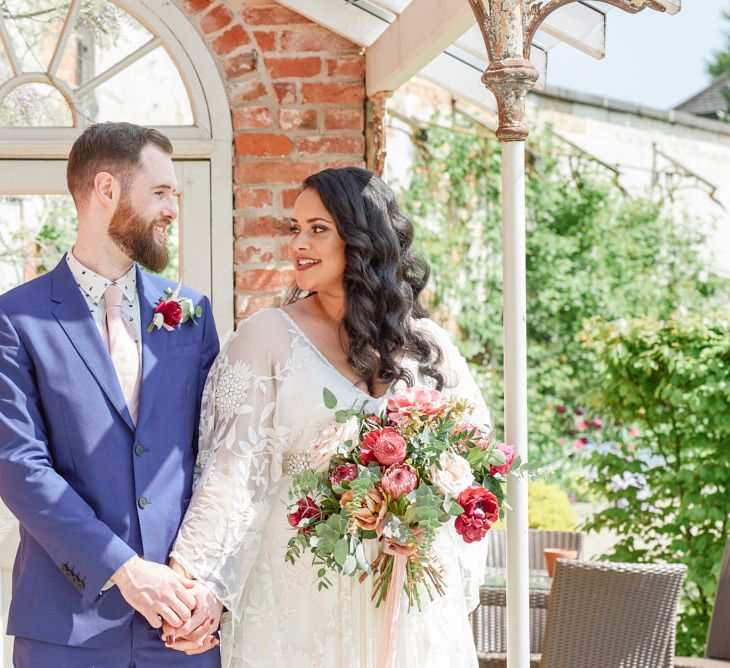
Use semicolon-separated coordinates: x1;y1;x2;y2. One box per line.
0;0;233;336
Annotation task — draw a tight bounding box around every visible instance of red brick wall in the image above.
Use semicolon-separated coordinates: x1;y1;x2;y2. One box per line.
179;0;366;324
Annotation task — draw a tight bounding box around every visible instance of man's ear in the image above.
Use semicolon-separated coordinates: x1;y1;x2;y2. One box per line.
92;171;119;208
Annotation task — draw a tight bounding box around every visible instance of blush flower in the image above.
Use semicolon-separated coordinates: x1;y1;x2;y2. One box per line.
489;443;516;476
287;497;321;535
330;463;359;487
310;416;360;471
370;428;407;466
455;487;499;543
380;463;418;500
429;451;474;498
387;386;447;426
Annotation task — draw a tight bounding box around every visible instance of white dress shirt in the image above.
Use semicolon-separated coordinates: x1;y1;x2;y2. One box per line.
66;249;142;358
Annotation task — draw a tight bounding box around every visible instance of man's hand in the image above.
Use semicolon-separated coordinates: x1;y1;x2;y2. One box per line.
111;556;197;629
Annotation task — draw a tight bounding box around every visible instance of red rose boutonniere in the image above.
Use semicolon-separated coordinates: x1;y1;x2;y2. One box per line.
147;284;202;333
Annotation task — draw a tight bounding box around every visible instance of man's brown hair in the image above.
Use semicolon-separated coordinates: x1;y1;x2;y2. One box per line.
67;122;173;207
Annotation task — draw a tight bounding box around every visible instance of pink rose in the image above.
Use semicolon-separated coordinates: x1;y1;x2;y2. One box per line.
455;486;499;543
387;386;447;425
490;443;515;476
380;463;418;500
577;420;588;432
330;463;358;487
591;418;603;429
371;428;407;466
629;425;640;437
287;497;321;536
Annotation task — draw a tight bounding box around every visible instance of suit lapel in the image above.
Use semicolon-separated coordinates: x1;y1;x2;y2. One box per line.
51;258;135;432
136;268;168;427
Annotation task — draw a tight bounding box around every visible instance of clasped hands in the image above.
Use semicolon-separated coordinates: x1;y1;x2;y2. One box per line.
111;555;223;655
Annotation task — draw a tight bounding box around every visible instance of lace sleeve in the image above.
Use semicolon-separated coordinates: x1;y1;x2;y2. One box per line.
417;318;494;612
171;310;292;618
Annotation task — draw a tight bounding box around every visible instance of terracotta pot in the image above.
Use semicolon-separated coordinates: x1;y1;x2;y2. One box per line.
543;548;578;577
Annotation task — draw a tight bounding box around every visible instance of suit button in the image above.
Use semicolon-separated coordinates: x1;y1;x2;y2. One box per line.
135;444;145;456
138;496;149;509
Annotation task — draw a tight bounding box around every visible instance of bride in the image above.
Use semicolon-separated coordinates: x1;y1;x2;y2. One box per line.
165;167;492;667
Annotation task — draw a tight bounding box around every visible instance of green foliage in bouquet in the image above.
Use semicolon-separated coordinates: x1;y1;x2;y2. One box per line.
581;313;730;656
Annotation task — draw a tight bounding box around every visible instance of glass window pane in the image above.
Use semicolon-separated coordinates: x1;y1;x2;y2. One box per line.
0;83;73;126
0;42;13;81
57;1;154;88
0;194;76;292
2;1;70;72
78;46;193;126
0;193;180;292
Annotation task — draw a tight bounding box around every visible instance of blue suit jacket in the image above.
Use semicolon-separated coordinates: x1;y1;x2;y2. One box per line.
0;257;219;647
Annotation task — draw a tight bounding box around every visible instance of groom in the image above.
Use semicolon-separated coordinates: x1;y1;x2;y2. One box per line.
0;123;220;665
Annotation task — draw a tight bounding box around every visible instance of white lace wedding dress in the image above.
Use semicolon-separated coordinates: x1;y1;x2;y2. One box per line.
171;308;492;668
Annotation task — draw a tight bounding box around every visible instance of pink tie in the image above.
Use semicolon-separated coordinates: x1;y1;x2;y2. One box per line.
105;284;140;424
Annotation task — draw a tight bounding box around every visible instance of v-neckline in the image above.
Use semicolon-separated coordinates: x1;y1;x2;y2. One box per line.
277;308;395;401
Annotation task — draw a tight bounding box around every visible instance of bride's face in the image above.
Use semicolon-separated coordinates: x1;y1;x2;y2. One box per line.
289;187;347;295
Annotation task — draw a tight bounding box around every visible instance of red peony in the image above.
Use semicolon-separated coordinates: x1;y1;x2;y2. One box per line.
154;299;183;327
359;429;380;465
455;487;499;543
490;443;516;476
371;428;407;466
330;463;359;487
380;463;418;500
386;386;447;425
287;496;321;535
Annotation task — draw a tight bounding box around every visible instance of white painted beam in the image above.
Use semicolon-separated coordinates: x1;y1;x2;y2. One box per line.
654;0;681;15
540;2;606;59
365;0;474;96
418;51;497;113
276;0;386;47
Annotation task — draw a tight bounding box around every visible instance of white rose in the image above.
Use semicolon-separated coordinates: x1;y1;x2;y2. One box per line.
429;451;474;498
309;416;360;471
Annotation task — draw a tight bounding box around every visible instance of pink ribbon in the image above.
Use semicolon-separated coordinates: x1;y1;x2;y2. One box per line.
376;539;419;668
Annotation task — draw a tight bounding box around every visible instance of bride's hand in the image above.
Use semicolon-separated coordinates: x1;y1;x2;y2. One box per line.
163;558;224;653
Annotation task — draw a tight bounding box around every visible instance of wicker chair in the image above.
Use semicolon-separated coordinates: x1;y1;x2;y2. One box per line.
473;528;583;661
484;528;584;570
674;538;730;667
538;559;687;668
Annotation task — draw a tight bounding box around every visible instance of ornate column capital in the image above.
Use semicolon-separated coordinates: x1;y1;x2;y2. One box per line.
482;58;539;141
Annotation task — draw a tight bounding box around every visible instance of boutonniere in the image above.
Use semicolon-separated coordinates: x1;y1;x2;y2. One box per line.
147;284;202;333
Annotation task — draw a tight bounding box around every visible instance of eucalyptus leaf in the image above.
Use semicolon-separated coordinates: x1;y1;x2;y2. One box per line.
323;388;337;409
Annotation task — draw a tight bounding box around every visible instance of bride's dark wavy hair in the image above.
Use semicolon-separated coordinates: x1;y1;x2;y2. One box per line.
287;167;444;393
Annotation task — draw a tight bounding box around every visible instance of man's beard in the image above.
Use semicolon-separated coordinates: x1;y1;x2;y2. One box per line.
108;197;169;273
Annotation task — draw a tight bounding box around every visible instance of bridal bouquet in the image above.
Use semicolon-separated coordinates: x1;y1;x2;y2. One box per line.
284;385;516;613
